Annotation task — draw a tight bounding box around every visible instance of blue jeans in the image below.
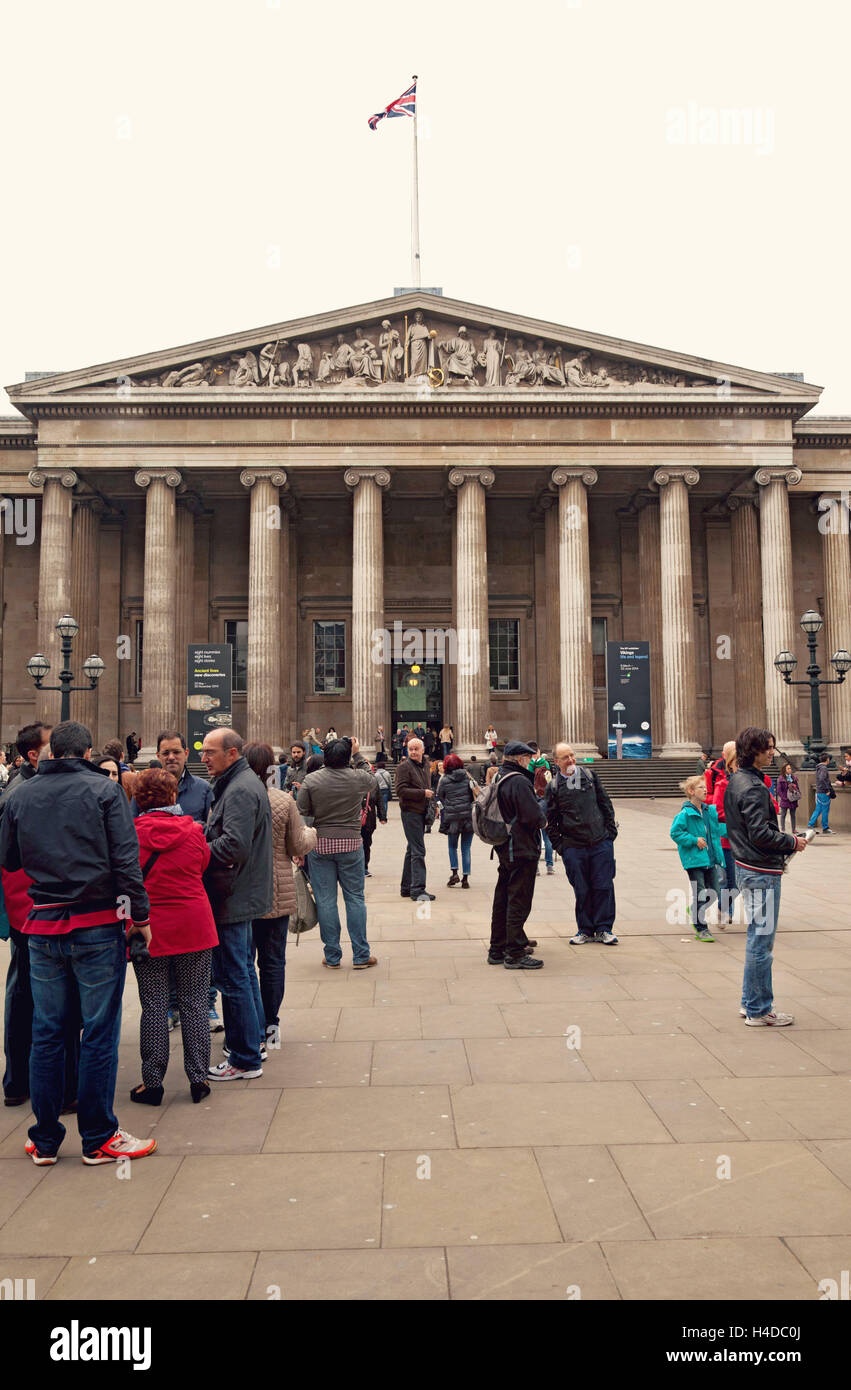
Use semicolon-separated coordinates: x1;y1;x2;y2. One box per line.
252;915;289;1029
212;921;264;1070
561;839;616;934
538;799;554;868
3;926;80;1104
27;923;126;1155
401;810;427;897
808;793;831;831
736;866;782;1018
310;849;370;965
448;831;473;875
720;847;740;917
380;788;391;820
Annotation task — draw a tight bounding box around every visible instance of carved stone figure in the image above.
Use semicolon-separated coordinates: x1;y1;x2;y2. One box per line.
350;328;382;383
478;329;503;387
230;350;260;387
564;350;609;388
439;326;477;384
162;361;213;388
532;340;566;387
292;343;314;387
505;338;536;386
406;310;432;378
329;332;354;382
316;350;334;383
379;320;404;382
259;341;291;387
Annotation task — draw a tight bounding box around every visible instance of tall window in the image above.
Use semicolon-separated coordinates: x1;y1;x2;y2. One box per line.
225;620;248;693
592;617;607;688
135;620;143;696
489;619;519;691
313;620;346;694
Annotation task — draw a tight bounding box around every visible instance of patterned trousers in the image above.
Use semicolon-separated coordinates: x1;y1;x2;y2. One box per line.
132;949;212;1087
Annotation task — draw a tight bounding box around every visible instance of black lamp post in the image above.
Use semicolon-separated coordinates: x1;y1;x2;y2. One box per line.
27;615;105;722
774;609;851;769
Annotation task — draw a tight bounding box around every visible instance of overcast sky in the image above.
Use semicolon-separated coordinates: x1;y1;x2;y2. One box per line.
2;0;849;413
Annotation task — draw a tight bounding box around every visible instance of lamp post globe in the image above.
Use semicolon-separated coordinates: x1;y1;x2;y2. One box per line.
26;653;50;682
799;609;823;637
55;614;80;640
831;649;851;677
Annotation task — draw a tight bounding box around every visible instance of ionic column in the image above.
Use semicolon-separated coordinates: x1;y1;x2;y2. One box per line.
637;495;664;753
345;468;390;759
135;469;181;757
652;468;702;756
549;468;599;757
727;496;765;729
28;468;78;726
754;467;804;754
240;469;288;744
448;467;494;756
70;497;101;731
541;493;561;750
820;492;851;748
174;499;196;734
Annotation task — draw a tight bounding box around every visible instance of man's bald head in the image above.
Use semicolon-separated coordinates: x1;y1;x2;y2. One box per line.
554;743;576;772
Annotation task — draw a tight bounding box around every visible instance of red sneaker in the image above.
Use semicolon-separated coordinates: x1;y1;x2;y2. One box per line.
25;1140;58;1166
82;1128;158;1165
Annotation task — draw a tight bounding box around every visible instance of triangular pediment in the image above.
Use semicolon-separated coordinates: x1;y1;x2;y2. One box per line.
5;292;822;406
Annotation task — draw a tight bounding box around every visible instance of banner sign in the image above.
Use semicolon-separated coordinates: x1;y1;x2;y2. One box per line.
187;645;233;755
605;641;651;759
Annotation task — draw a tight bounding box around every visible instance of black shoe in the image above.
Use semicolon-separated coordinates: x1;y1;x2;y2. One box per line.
447;871;460;887
130;1084;164;1106
504;955;544;970
487;952;505;965
190;1081;211;1104
400;890;411;898
461;876;469;889
524;940;538;949
414;892;436;902
4;1095;28;1107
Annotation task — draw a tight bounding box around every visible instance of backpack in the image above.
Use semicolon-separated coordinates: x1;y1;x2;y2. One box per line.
472;769;522;847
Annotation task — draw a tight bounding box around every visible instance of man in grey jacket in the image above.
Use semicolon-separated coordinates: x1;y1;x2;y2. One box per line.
297;738;378;968
201;728;272;1079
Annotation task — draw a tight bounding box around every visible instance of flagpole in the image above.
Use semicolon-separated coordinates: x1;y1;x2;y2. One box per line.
411;73;421;288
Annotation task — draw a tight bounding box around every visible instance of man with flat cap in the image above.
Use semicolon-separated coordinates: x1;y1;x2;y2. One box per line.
487;741;546;969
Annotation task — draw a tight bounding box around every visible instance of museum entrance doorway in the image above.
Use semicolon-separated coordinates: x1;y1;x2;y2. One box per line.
391;660;443;746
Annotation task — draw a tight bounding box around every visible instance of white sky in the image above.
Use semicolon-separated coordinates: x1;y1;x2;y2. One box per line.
2;0;849;413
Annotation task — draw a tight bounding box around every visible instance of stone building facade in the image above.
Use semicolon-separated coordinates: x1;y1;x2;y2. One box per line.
1;292;850;761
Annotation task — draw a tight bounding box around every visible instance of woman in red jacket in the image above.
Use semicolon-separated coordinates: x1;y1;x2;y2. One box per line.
130;769;218;1105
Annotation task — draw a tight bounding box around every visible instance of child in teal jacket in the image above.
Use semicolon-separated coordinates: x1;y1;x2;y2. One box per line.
670;775;725;941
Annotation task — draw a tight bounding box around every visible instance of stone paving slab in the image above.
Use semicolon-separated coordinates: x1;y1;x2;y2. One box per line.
1;798;848;1299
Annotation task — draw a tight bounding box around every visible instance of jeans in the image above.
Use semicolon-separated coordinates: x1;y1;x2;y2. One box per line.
27;923;126;1155
3;926;80;1104
560;839;616;935
808;793;831;831
736;866;782;1018
448;831;473;875
212;921;265;1071
720;847;740;918
380;788;391;820
538;799;554;868
310;850;370;965
490;850;537;961
686;865;718;929
400;810;427;897
251;916;289;1031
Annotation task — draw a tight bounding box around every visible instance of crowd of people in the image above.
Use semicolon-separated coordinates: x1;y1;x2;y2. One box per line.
0;712;843;1167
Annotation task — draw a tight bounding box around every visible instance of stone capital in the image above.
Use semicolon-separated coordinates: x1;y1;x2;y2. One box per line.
549;467;598;491
134;468;182;490
753;467;802;489
652;467;700;489
447;467;495;490
343;467;391;492
239;468;288;491
726;493;758;514
28;467;78;491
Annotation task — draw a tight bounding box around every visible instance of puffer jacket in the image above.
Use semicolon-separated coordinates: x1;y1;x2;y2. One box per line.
436;767;476;835
670;800;724;870
260;788;316;919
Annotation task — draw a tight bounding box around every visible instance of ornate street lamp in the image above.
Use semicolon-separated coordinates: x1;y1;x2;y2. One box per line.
774;610;851;769
26;615;105;722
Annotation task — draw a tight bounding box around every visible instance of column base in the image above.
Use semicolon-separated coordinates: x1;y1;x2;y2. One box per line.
659;742;703;759
569;743;601;761
451;746;485;763
775;740;806;760
134;745;158;766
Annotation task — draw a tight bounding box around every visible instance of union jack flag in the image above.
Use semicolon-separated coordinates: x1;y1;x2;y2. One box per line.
367;80;417;132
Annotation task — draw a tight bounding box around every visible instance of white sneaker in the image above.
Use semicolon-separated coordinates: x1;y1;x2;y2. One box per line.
569;932;594;945
739;1007;747;1018
596;931;619;945
744;1011;794;1027
208;1061;263;1080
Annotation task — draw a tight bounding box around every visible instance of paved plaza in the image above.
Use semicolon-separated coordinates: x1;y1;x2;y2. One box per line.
1;798;849;1302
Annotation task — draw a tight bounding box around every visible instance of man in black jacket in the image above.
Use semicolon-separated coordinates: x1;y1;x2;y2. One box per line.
0;721;156;1167
724;726;807;1026
488;741;546;969
545;743;619;945
201;728;273;1079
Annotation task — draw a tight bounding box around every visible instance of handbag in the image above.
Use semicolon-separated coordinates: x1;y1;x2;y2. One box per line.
361;792;371;828
290;865;318;936
786;780;801;804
